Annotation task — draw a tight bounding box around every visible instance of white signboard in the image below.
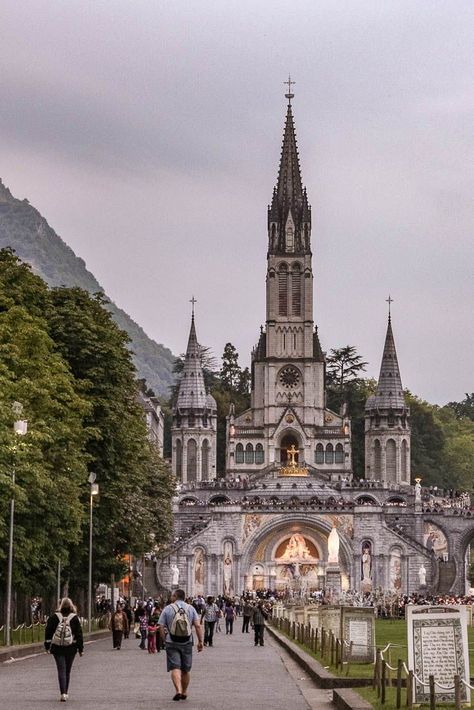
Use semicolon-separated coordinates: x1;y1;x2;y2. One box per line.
407;605;471;705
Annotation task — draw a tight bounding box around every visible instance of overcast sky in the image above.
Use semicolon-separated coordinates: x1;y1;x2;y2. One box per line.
1;1;473;404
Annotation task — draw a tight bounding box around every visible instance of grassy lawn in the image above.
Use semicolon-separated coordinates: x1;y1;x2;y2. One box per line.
276;618;474;708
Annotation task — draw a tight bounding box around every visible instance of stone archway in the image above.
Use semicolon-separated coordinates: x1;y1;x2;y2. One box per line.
240;514;353;592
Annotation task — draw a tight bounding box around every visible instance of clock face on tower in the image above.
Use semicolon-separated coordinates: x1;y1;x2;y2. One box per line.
279;366;301;389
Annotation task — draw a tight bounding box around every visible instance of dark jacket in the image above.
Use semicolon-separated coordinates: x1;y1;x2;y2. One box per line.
44;613;84;654
251;606;268;626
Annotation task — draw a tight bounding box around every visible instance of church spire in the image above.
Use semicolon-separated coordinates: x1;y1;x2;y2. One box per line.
176;306;207;410
268;81;311;255
373;307;406;409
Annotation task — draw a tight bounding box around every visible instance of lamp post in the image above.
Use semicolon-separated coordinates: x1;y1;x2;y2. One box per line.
88;473;99;634
5;404;28;646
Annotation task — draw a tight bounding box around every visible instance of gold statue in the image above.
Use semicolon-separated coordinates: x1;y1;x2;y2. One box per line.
286;444;298;467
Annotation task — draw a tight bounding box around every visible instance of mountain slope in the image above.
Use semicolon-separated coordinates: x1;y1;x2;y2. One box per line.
0;178;175;397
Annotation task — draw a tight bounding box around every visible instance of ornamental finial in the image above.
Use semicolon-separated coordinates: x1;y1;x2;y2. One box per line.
284;74;295;103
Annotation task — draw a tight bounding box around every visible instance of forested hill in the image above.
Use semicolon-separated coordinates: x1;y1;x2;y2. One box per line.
0;178;175;397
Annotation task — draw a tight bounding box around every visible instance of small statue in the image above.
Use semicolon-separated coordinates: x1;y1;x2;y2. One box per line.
328;525;340;565
170;564;180;587
419;564;426;586
414;479;422;502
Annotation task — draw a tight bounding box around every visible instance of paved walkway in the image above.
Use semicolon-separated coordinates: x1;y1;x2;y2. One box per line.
0;626;333;709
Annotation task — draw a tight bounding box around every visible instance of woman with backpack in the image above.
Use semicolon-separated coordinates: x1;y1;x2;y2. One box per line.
44;597;84;703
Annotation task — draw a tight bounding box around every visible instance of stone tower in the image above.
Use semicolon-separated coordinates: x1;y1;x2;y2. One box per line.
171;311;217;482
365;309;411;484
226;87;352;479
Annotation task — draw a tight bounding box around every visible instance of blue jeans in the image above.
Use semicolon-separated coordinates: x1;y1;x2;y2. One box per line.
139;629;147;649
53;649;76;694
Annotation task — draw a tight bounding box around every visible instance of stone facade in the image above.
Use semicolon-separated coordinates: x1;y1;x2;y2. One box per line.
160;94;472;599
226;97;351;481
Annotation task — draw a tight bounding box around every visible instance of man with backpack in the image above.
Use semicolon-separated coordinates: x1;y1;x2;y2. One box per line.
159;589;203;702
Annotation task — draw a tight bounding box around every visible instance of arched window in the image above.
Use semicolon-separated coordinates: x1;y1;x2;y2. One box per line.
187;439;197;482
176;438;182;478
374;439;381;477
245;443;254;464
255;443;264;464
401;440;408;482
235;443;244;464
315;443;324;464
201;439;210;480
325;443;334;464
386;439;397;482
278;264;288;316
291;263;302;316
335;443;344;464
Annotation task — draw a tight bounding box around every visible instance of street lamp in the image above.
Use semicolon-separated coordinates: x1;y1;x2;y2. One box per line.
6;403;28;646
88;473;99;633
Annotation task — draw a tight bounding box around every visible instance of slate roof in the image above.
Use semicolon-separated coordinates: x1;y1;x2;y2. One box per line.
366;315;407;411
176;315;208;410
268;101;311;254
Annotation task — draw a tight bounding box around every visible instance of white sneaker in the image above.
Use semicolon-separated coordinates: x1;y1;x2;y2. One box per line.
60;694;67;702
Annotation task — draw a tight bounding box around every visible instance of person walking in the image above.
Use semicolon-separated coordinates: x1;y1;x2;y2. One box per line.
242;600;253;633
44;598;84;702
138;606;148;649
109;602;129;650
159;589;203;702
251;601;268;647
201;596;219;647
123;601;132;639
224;601;236;635
147;605;161;654
134;602;144;638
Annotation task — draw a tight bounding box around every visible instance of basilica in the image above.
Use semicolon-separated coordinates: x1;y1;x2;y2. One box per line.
158;90;473;599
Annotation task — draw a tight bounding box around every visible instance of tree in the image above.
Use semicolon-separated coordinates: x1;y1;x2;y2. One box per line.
326;346;368;395
48;286;175;588
0;250;89;595
406;393;446;487
220;343;242;390
447;394;474;422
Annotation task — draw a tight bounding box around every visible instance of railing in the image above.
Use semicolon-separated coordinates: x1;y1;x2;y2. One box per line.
0;617;104;647
0;622;46;647
374;641;474;709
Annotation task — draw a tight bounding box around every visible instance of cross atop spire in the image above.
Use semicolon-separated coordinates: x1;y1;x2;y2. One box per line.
190;295;197;318
284;74;295;103
386;295;393;320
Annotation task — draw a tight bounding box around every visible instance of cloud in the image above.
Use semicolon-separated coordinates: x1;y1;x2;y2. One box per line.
0;0;473;403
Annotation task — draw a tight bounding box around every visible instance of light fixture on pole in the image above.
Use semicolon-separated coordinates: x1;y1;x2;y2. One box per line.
6;403;28;647
88;472;99;634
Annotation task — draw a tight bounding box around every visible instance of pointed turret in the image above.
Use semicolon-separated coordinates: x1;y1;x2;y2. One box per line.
172;303;217;482
176;314;208;410
268;95;311;255
365;303;411;485
367;314;406;410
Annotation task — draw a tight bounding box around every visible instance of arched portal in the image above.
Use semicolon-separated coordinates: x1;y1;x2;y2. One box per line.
241;515;352;593
280;433;300;464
